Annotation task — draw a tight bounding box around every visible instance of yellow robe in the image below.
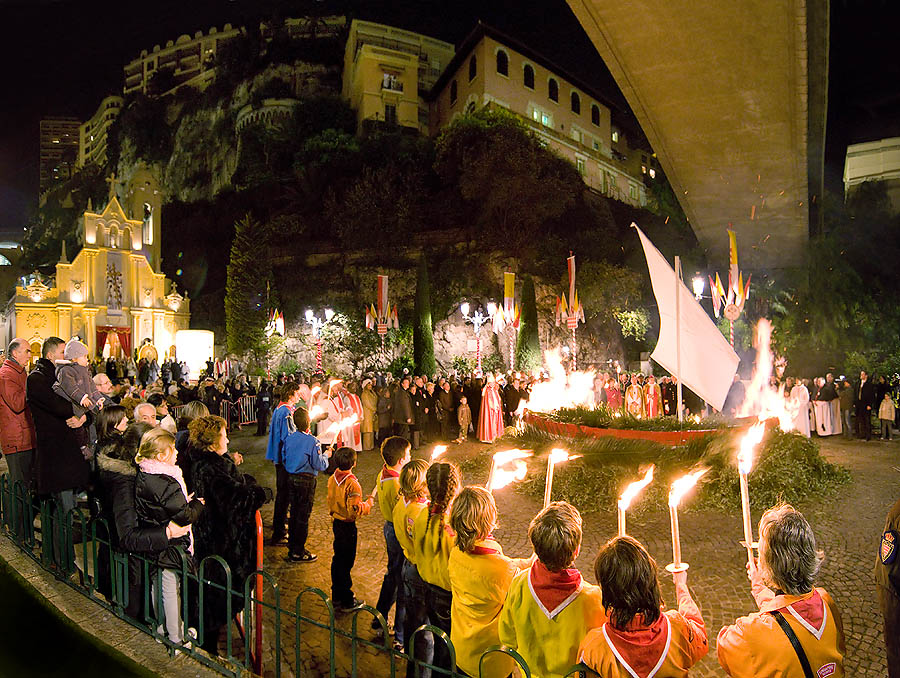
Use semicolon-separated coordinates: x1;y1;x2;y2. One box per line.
392;496;428;562
412;505;454;591
373;466;401;523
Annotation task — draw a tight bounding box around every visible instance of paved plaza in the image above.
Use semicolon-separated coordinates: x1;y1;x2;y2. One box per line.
233;428;895;677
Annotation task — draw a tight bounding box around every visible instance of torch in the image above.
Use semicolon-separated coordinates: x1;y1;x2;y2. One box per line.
485;449;532;493
431;444;447;461
665;468;708;573
617;466;655;537
543;448;581;509
737;421;765;564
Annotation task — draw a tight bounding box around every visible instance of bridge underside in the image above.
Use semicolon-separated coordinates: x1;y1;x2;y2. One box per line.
567;0;827;270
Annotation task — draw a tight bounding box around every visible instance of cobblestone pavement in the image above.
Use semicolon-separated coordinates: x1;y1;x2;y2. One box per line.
230;428;895;677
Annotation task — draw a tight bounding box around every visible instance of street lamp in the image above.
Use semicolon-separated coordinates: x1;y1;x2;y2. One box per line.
461;301;495;375
692;276;705;300
306;308;334;371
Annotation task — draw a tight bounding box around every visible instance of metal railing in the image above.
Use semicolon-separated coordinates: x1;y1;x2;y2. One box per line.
219;395;258;430
0;474;591;678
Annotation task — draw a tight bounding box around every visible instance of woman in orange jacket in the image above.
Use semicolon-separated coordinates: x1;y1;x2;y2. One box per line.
578;535;708;677
717;503;846;677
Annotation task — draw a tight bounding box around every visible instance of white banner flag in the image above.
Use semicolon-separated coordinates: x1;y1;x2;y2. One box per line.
634;224;739;411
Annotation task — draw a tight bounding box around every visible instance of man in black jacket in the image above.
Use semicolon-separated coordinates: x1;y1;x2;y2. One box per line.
855;370;876;441
391;377;413;440
26;336;89;571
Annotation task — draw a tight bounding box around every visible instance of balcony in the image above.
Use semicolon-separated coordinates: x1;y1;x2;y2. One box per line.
381;74;403;93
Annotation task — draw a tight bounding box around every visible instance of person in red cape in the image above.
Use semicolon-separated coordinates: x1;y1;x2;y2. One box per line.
643;375;662;418
579;535;708;677
605;377;622;411
477;375;504;443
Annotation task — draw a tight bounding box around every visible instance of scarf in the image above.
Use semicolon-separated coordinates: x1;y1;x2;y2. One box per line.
527;560;583;619
139;458;194;555
604;612;671;678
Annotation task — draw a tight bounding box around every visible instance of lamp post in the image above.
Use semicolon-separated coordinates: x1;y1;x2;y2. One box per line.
306;308;334;372
692;276;705;301
461;301;495;375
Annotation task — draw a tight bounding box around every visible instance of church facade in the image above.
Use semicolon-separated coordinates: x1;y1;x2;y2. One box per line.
1;174;189;360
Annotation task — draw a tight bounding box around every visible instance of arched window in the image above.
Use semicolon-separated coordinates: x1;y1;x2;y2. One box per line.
143;202;153;245
591;104;600;126
468;55;477;81
450;80;457;105
496;50;509;76
548;78;558;102
571;92;581;114
523;64;535;90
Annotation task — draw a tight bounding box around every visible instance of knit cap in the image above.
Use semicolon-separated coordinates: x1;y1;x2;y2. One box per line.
64;338;89;361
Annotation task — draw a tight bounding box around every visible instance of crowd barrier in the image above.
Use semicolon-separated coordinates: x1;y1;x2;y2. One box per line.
0;474;591;678
219;396;258;430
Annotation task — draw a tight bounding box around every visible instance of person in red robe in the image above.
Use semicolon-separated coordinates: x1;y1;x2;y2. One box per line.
605;378;622;410
643;375;662;418
477;375;504;443
340;384;364;452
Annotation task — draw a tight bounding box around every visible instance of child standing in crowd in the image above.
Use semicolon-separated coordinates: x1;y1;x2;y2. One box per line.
372;437;412;641
53;338;110;458
283;407;330;563
449;486;534;678
266;382;299;545
499;502;606;677
134;428;205;645
879;392;895;440
412;462;461;673
579;536;708;677
327;446;373;612
392;459;430;661
455;396;471;444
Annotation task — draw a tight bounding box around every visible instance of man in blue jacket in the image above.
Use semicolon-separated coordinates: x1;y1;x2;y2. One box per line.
283;407;331;562
266;382;300;545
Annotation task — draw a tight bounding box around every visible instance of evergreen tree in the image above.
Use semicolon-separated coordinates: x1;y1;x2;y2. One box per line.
516;275;541;371
225;213;270;357
413;255;437;375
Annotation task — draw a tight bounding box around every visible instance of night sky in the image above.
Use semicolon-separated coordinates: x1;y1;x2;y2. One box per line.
0;0;897;242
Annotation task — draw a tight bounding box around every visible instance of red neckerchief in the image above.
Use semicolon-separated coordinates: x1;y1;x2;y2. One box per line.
334;470;355;486
781;590;827;639
469;535;501;556
603;611;670;678
527;560;583;619
380;465;400;481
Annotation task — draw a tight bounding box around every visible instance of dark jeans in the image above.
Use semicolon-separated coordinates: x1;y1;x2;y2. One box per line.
439;416;453;442
51;489;76;571
4;450;34;538
880;585;900;678
856;408;872;440
375;521;406;642
271;463;289;540
287;473;317;556
331;519;357;607
883;419;894;440
394;423;410;441
425;583;452;674
403;560;433;678
256;410;270;436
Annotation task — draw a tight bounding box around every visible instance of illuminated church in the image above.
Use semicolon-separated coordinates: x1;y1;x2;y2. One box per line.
1;170;190;360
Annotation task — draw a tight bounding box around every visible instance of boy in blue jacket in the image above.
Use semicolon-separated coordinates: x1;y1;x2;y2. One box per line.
266;382;300;545
283;407;331;563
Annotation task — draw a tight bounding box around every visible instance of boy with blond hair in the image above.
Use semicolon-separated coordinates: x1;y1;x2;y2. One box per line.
327;446;373;612
372;437;411;640
499;501;606;678
448;486;534;678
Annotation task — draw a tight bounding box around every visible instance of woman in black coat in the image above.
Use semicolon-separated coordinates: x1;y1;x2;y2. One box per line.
187;415;272;655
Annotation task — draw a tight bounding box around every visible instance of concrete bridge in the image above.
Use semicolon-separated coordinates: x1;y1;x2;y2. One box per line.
567;0;829;270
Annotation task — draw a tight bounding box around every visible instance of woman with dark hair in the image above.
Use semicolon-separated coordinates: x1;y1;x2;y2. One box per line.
579;535;708;676
173;400;209;493
187;415;272;655
94;421;191;619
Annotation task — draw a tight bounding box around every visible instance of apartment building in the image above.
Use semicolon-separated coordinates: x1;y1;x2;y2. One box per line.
78;95;124;168
39;117;81;196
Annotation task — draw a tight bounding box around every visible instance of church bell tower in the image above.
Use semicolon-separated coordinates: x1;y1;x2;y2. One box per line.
123;165;163;271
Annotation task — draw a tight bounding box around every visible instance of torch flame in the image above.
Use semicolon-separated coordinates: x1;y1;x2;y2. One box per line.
431;445;447;461
737;320;795;432
618;465;655;511
549;448;581;465
523;349;596;412
323;413;359;436
489;449;533;491
668;469;709;508
308;405;325;420
738;421;765;475
310;386;321;398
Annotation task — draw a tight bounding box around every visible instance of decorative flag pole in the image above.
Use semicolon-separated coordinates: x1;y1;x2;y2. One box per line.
556;254;585;371
306;308;334;372
492;272;520;369
461;302;495;375
366;275;399;354
709;228;752;348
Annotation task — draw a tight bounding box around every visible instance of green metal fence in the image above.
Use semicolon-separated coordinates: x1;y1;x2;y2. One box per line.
0;474;590;678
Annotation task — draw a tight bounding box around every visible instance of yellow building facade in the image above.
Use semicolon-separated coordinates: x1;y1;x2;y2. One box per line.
428;24;651;208
2;178;189;360
78;95;124;168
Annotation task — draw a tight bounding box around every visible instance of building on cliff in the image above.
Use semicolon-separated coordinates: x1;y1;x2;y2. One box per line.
78;95;124;169
426;22;654;208
39;117;81;198
1;174;189;360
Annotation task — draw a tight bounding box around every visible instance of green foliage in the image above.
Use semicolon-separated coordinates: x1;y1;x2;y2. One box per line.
516;275;541;371
547;406;729;431
116;94;173;165
319;312;411;375
506;427;849;514
389;354;415;378
481;352;506;375
414;257;437;376
614;309;650;340
452;355;475;375
225;214;272;357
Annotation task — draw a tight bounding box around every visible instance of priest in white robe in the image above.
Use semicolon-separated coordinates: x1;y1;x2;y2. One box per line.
788;377;811;437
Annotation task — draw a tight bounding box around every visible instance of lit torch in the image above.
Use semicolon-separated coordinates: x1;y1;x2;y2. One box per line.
323;412;359;438
543;448;581;509
617;465;655;537
308;405;325;421
666;469;708;573
737;421;765;564
485;449;533;493
431;444;447;461
309;385;321;399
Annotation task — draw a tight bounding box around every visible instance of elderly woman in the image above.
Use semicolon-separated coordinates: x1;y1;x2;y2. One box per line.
579;535;708;676
187;415;272;655
717;503;845;677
